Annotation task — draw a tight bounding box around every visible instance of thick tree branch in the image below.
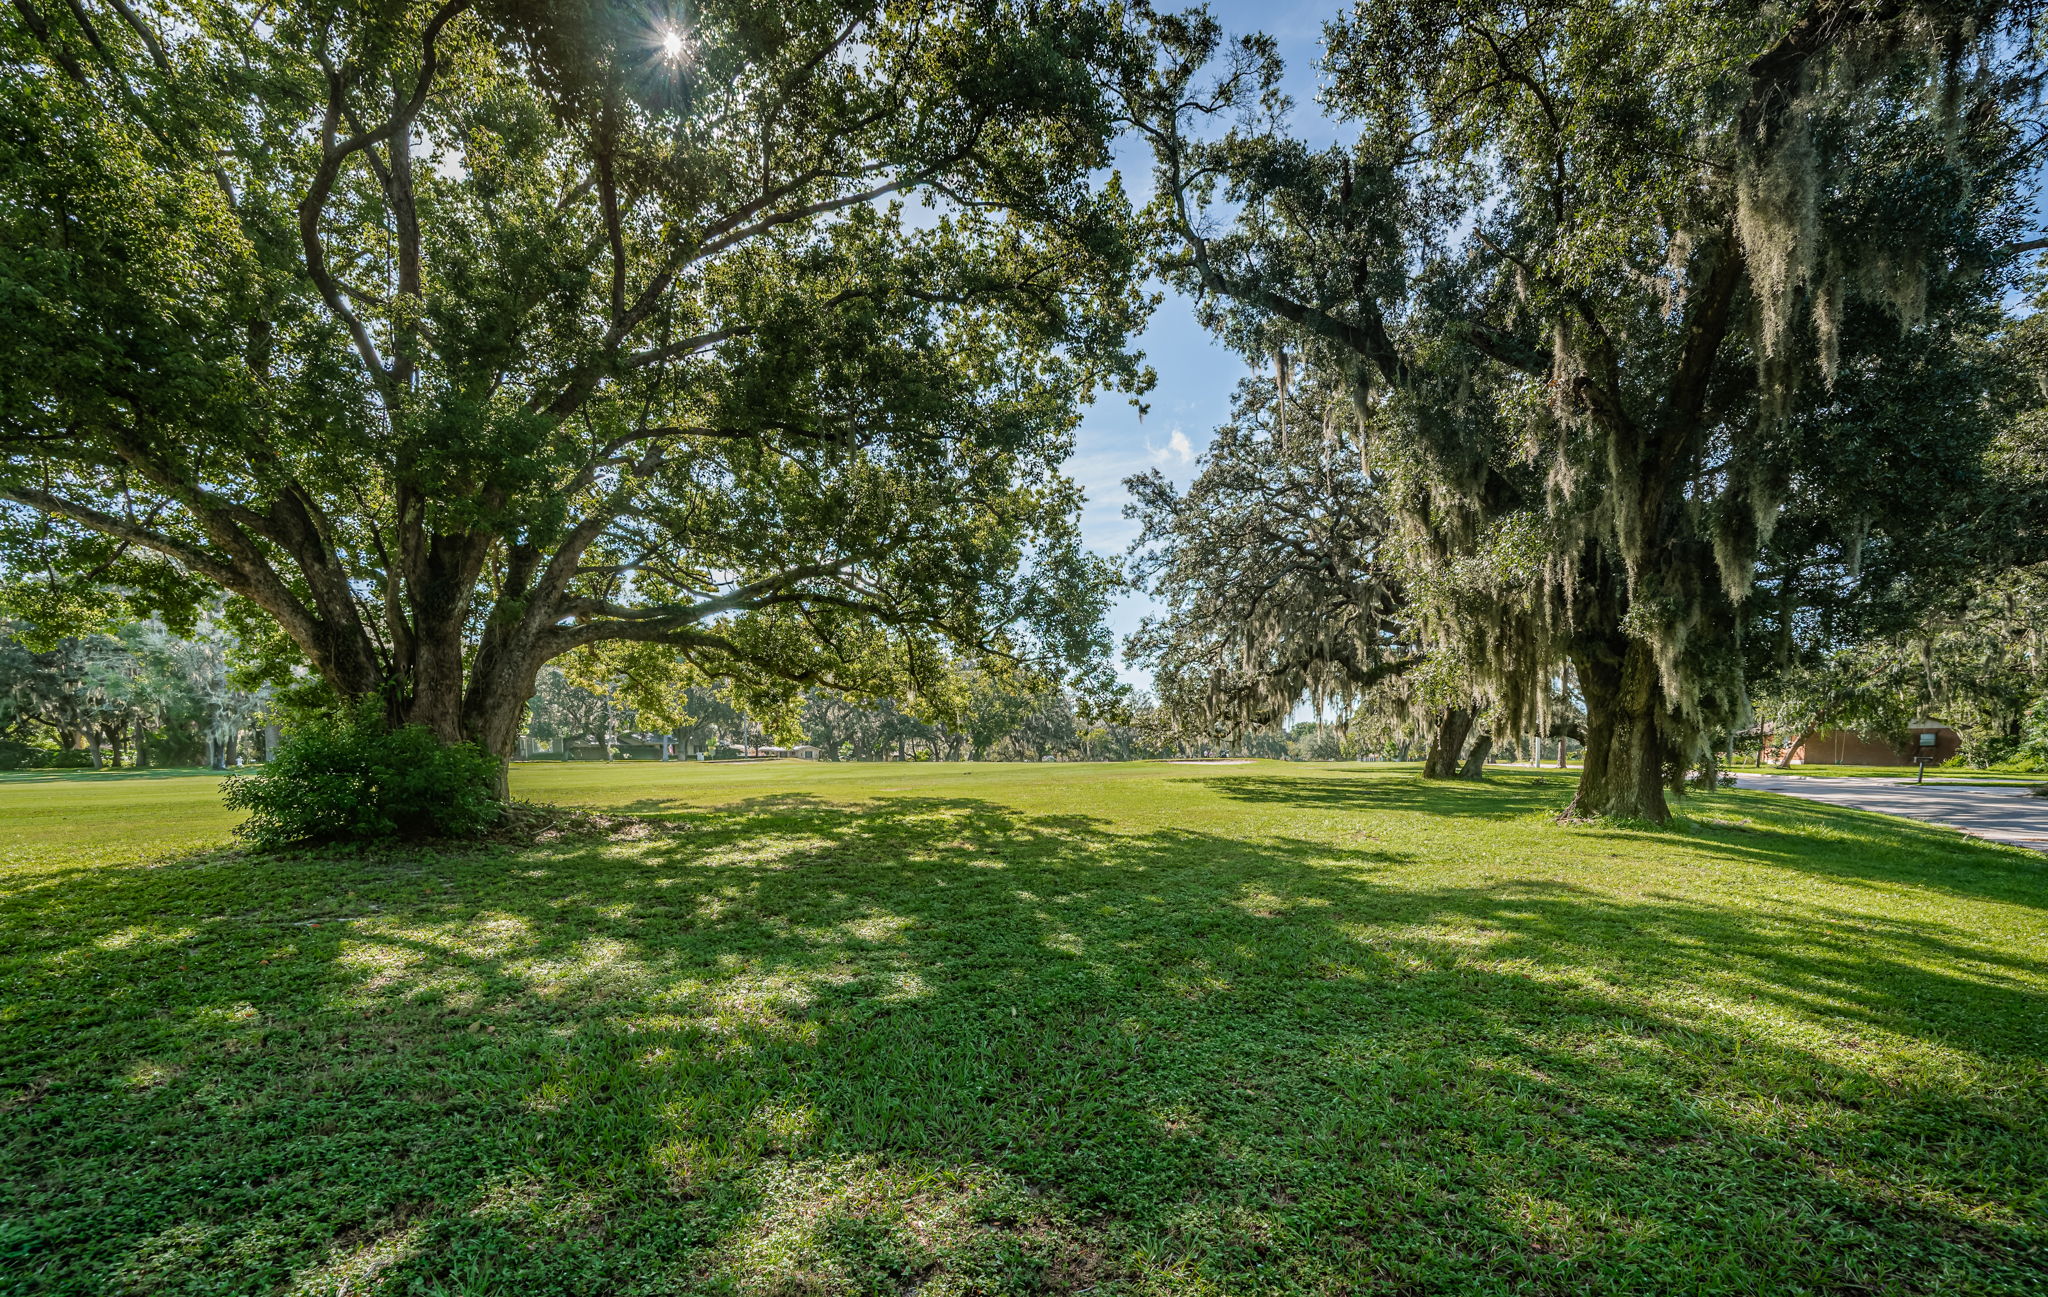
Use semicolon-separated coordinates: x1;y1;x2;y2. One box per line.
297;0;470;399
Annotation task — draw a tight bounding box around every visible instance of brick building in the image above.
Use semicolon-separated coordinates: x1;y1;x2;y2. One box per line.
1762;720;1961;766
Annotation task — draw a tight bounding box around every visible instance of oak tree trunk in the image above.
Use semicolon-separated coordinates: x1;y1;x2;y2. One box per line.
1775;732;1806;769
1422;708;1475;779
1569;637;1670;823
1458;729;1493;779
364;618;547;809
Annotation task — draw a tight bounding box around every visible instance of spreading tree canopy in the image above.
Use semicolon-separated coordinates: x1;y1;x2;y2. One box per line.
1124;0;2045;819
1750;274;2048;762
0;0;1149;798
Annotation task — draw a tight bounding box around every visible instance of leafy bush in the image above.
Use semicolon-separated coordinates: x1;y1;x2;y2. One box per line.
0;739;36;770
1989;757;2048;775
224;703;502;845
1960;732;2020;769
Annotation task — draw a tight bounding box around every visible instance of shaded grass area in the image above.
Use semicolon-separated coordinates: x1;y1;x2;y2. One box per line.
2;761;2045;1295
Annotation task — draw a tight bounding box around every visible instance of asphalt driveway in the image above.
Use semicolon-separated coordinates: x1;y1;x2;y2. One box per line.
1731;771;2048;851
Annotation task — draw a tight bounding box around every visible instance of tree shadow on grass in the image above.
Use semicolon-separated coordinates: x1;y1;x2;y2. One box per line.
1201;769;2048;911
2;790;2045;1295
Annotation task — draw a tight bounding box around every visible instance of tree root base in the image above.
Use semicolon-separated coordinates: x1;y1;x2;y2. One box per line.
490;800;692;846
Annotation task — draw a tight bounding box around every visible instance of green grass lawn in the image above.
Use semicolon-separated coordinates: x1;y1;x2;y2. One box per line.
1731;763;2043;784
3;761;2044;1295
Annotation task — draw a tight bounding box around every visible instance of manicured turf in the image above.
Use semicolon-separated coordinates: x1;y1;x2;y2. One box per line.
1736;763;2042;783
2;761;2044;1295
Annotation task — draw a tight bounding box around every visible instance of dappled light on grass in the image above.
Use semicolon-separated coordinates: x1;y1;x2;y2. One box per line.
2;762;2044;1293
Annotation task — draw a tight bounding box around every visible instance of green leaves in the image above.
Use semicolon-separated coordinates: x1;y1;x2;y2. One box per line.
223;701;503;844
1126;0;2043;815
0;0;1150;767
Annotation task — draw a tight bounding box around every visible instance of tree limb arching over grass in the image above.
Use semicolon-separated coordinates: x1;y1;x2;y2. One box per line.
0;0;1152;803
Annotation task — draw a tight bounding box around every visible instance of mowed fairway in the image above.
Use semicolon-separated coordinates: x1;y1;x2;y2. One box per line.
2;762;2045;1296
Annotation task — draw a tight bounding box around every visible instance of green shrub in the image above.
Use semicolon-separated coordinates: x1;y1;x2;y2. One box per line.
1962;733;2020;768
1989;757;2048;775
224;703;502;845
0;739;36;770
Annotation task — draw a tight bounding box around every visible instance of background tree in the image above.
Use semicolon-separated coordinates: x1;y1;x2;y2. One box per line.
1124;372;1422;740
1749;645;1922;766
0;0;1145;809
525;665;623;758
0;615;266;767
959;668;1038;759
1739;264;2048;766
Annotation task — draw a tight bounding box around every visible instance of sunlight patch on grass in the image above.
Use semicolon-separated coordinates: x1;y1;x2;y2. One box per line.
118;1059;183;1090
93;924;197;951
818;911;914;945
1043;929;1085;957
194;1001;261;1027
334;933;433;995
516;935;649;1002
718;1157;1029;1297
279;1219;426;1296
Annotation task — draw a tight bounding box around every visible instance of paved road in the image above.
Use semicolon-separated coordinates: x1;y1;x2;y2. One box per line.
1731;771;2048;850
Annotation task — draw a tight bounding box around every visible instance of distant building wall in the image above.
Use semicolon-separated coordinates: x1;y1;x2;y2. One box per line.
1762;724;1960;766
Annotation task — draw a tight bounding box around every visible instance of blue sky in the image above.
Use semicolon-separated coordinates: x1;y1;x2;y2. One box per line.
1072;0;1341;690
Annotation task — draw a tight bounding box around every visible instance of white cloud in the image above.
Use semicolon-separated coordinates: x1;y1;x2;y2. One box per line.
1149;427;1193;465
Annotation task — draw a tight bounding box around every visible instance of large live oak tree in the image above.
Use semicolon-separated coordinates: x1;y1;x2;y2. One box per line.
1124;0;2044;820
0;0;1148;797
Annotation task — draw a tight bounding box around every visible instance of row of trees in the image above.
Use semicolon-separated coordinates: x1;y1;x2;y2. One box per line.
1120;0;2048;819
0;621;266;769
517;660;1275;763
0;614;1312;769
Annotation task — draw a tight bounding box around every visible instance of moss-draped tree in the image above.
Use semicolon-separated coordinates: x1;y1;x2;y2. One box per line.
1124;0;2043;820
1123;370;1421;738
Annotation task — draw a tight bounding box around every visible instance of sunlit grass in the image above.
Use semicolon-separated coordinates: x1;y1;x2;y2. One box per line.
2;761;2044;1294
1735;763;2041;783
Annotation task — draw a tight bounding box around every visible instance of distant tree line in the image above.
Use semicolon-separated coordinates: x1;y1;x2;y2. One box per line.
0;609;1432;770
0;619;268;770
514;657;1414;764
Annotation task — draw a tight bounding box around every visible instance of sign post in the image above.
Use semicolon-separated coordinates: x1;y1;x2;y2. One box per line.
1914;730;1937;783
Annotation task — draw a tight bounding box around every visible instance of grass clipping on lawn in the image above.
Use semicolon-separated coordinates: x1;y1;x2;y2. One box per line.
1;759;2043;1296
